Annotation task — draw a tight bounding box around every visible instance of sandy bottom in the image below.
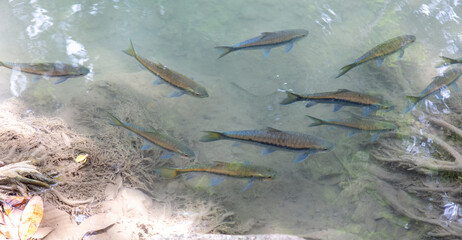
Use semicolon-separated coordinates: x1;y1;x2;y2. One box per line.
0;76;374;239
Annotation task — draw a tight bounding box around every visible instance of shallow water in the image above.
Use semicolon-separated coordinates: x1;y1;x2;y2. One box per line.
1;0;462;239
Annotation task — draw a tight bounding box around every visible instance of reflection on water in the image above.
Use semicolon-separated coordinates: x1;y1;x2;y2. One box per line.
9;71;27;97
314;2;341;35
26;3;53;39
1;0;462;238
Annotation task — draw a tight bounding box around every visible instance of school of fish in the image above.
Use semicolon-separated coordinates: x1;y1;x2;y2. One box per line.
2;24;461;193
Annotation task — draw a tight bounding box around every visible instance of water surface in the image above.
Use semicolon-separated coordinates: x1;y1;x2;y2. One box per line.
1;0;461;239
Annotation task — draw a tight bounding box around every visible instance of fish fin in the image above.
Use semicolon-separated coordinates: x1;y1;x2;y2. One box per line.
261;147;276;156
305;101;317;108
137;63;147;70
106;112;124;127
403;96;420;114
185;173;198;181
241;178;256;192
336;89;351;92
200;131;225;142
152;77;164;85
347;129;360;137
371;133;381;142
333;103;343;112
376;57;385;67
168;90;185;98
210;177;225;187
263;48;271;58
215;46;235;59
436;56;459;68
260;32;271;36
54;77;69;84
231;141;243;147
154;168;178;179
123;39;136;57
306;115;324;127
336;63;357;78
362;107;371;117
141;141;154;150
30;76;41;83
398;49;405;59
293;151;315;163
285;42;294;53
159;152;175;159
452;82;459;92
280;92;301;105
265;127;282;132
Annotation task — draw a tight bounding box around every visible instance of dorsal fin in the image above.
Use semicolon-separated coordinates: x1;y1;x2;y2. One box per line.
336;89;351;92
265;127;282;132
212;161;227;165
260;32;273;39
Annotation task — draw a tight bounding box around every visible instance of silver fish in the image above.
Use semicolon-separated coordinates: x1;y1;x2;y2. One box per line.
215;29;309;58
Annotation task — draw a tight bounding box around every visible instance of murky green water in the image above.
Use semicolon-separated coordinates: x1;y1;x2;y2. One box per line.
1;0;462;239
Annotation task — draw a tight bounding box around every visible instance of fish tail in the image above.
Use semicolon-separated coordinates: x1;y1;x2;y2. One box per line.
123;39;136;57
306;115;325;127
215;46;235;59
280;92;302;105
403;96;420;114
106;112;124;126
154;167;178;179
336;63;357;78
437;56;458;67
200;131;225;142
0;61;3;67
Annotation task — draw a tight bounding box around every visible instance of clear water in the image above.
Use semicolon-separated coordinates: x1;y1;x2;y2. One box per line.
1;0;462;239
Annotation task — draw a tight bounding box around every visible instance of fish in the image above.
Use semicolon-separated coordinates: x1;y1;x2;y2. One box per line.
200;127;334;163
437;56;462;68
124;40;209;98
306;115;397;142
215;29;309;59
336;35;416;78
280;89;393;117
0;61;89;84
155;161;276;192
404;68;462;114
107;112;195;159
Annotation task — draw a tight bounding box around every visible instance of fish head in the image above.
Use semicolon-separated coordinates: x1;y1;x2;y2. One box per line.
189;86;209;98
259;167;277;180
77;66;90;76
318;140;335;152
378;121;398;132
294;29;309;39
179;147;196;159
379;100;395;111
404;35;416;44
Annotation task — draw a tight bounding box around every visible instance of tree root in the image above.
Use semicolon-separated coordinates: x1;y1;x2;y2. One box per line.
0;160;55;197
50;189;94;207
372;179;462;238
369;113;462;237
371;131;462;174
